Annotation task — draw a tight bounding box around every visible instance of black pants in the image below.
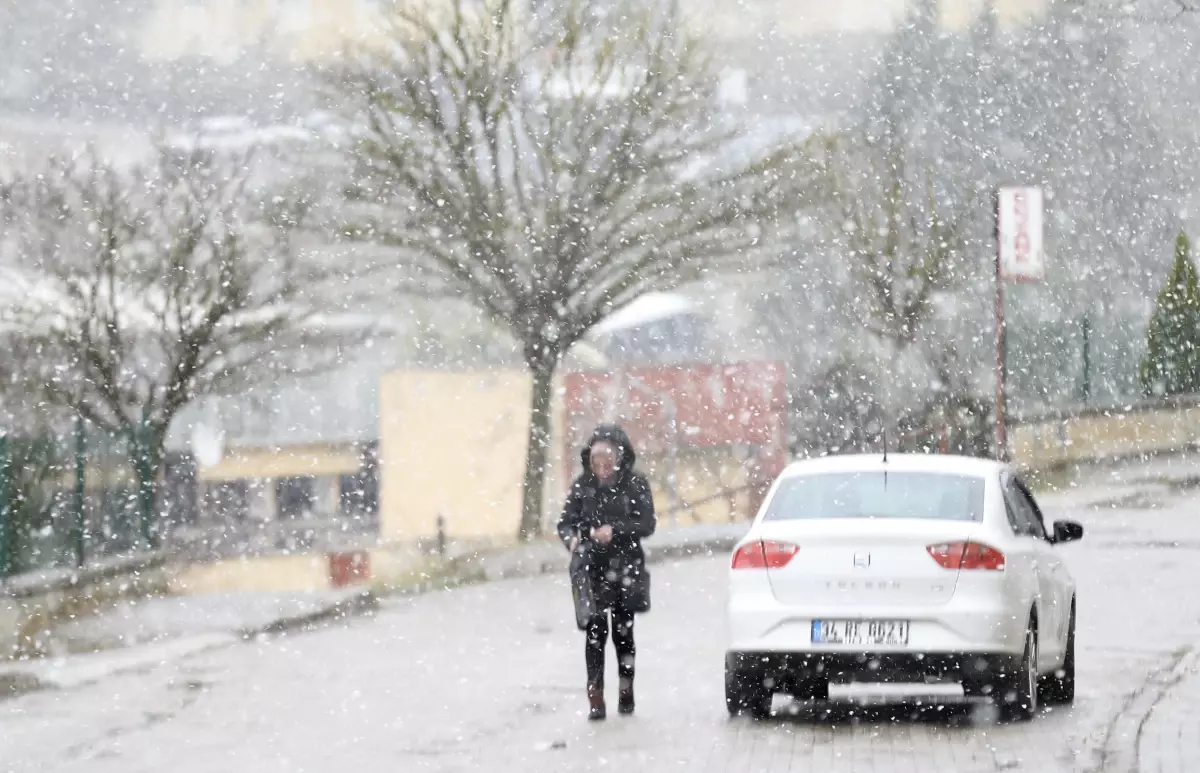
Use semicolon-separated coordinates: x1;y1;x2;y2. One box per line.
585;602;635;689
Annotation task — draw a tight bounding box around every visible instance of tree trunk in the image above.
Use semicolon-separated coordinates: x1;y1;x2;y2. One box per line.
518;359;556;542
130;420;168;551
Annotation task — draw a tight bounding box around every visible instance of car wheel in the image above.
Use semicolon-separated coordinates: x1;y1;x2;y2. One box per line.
1001;620;1039;722
725;653;772;719
1040;603;1076;705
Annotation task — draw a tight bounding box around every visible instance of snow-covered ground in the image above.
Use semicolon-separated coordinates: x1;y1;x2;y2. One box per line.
4;455;1200;772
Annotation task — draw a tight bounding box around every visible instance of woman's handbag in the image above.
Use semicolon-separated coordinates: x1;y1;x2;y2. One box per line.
569;547;597;631
623;563;651;614
616;494;651;614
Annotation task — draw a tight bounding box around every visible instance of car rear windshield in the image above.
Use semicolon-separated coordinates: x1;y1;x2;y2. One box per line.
763;471;987;522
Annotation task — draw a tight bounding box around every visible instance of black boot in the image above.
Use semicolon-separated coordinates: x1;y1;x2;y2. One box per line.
618;676;635;715
588;685;606;721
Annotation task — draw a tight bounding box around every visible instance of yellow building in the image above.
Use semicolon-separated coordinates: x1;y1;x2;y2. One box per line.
137;0;1052;66
375;365;776;547
196;441;363;522
376;370;567;546
139;0;389;63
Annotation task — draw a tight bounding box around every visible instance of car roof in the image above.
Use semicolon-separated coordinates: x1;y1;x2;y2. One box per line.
777;453;1008;480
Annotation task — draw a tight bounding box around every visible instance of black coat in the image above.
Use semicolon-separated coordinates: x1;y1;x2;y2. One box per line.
557;425;657;610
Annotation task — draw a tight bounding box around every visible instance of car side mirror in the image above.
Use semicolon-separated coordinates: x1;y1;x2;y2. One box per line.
1052;520;1084;544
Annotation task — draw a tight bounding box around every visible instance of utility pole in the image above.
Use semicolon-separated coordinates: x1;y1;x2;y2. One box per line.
995;186;1047;462
1080;312;1092;405
0;433;11;579
993;190;1008;460
72;417;86;568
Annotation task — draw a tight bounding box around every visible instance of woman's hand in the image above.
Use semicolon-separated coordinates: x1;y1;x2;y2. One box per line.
593;525;614;545
568;536;580;554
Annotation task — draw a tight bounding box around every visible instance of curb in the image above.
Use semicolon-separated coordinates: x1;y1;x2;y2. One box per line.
0;633;238;701
240;589;379;638
646;536;742;564
0;671;43;702
0;592;380;703
370;534;744;598
465;535;741;583
1097;648;1198;773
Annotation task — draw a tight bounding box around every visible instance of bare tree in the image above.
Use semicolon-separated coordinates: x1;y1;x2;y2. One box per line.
820;132;975;350
325;0;818;540
0;141;341;540
790;358;886;457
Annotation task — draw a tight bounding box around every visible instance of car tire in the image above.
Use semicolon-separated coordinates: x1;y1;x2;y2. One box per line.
1001;618;1039;722
1040;603;1076;705
725;654;772;719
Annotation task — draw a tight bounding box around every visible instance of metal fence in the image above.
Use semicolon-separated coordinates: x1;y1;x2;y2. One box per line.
1006;312;1143;417
0;420;157;579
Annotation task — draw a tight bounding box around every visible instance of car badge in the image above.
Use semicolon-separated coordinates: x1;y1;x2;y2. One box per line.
853;552;871;569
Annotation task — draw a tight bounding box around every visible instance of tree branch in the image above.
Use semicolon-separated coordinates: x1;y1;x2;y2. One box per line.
0;138;348;479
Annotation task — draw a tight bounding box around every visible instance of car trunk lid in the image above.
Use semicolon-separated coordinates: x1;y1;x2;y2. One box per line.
755;519;977;608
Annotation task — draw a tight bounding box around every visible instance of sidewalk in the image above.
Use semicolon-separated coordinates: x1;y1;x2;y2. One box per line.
1039;448;1200;511
1137;650;1200;773
42;587;378;654
1056;452;1200;772
0;522;742;702
0;587;373;699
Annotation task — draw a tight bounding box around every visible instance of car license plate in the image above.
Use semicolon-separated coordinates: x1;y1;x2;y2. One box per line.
811;619;910;646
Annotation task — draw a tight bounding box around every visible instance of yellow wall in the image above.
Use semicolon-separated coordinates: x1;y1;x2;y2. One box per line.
375;368;1200;546
1012;406;1200;469
378;370;566;545
939;0;1046;31
168;554;331;594
694;0;1047;39
140;0;1051;65
375;370;767;545
139;0;390;62
641;451;751;527
197;442;360;483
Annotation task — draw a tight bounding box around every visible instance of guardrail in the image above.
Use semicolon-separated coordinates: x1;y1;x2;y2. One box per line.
0;551;166;599
0;551;169;659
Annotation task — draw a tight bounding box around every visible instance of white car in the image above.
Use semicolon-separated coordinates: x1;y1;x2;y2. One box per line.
725;453;1083;721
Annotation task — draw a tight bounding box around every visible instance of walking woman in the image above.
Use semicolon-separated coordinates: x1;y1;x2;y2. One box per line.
557;424;657;720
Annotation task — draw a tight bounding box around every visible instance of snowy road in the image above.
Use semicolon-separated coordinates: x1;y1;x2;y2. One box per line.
4;487;1200;773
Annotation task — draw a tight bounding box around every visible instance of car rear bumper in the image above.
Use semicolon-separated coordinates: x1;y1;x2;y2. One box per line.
727;650;1023;689
727;596;1027;657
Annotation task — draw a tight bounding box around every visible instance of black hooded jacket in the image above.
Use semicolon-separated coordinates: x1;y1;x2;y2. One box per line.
556;424;657;571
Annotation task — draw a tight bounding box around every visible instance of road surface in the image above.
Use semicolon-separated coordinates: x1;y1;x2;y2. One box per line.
4;480;1200;773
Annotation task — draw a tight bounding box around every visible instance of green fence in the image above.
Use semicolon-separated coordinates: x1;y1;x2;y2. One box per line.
1006;312;1143;416
0;420;158;580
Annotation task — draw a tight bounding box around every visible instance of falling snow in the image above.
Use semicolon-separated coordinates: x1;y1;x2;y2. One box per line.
3;0;1200;770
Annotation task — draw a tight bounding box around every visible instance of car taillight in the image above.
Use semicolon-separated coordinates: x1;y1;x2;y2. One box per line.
927;541;1005;571
731;540;799;569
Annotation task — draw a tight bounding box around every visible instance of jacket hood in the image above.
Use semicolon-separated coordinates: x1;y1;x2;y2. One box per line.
580;423;637;482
